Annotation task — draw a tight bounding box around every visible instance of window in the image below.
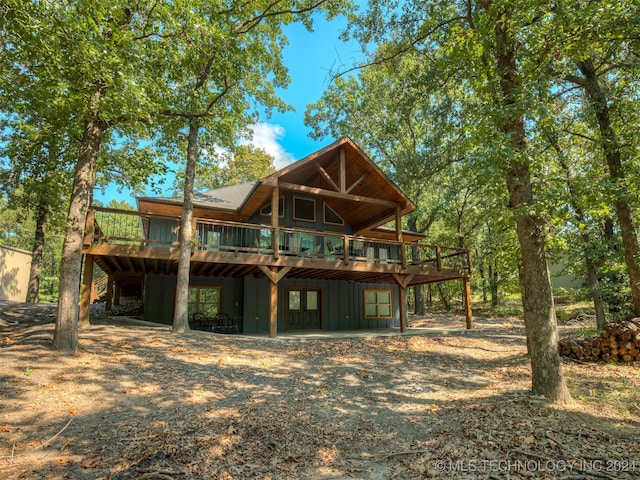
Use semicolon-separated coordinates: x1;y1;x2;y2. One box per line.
260;196;285;217
323;203;344;226
363;289;393;320
188;286;221;319
293;196;316;222
289;290;301;310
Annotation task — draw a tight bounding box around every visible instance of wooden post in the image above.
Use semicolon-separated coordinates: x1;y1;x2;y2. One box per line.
105;275;114;316
79;255;94;327
114;283;121;306
269;266;278;338
435;246;442;271
392;274;412;333
399;284;407;333
272;186;279;260
343;235;350;265
339;148;346;192
396;207;406;267
463;276;473;329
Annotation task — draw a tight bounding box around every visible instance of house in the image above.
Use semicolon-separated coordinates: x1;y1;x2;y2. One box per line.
80;137;472;335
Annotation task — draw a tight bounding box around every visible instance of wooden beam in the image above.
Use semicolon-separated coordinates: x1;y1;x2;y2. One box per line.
79;255;94;327
257;265;291;284
315;162;340;191
391;273;414;288
114;283;121;306
398;283;408;333
124;256;136;273
346;173;368;194
391;274;413;333
463;277;473;329
105;275;114;315
277;181;397;208
272;186;280;260
269;267;278;338
339;148;346;192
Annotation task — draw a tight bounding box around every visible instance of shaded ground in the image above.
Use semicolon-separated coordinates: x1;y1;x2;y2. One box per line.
0;300;638;479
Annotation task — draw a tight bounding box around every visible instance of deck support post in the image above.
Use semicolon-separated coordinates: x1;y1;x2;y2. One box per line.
258;265;292;338
272;186;280;260
79;255;94;328
399;284;407;333
463;276;473;329
105;275;114;315
396;207;406;267
392;274;413;333
114;283;121;306
269;270;278;337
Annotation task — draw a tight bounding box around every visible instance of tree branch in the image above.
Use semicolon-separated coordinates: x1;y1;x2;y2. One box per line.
236;0;331;34
331;16;469;79
561;128;596;143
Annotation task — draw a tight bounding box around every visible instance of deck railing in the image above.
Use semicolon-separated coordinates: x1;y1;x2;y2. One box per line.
86;207;471;272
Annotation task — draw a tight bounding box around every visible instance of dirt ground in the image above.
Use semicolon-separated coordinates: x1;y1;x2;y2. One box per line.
0;300;638;480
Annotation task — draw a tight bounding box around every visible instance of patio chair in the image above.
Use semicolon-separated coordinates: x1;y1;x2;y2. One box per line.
213;312;240;334
190;312;215;332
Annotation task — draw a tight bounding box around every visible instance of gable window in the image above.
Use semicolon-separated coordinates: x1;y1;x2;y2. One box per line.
293;196;316;222
188;286;221;319
260;196;285;218
323;203;344;226
363;289;393;320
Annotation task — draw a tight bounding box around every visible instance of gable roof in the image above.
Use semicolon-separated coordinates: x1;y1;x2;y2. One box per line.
137;137;416;233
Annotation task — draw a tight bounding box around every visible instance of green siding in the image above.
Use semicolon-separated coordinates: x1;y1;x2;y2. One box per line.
242;278;271;333
148;218;179;246
144;275;244;327
144;275;175;325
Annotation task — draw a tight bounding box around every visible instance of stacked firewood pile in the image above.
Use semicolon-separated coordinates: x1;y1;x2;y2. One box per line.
559;319;640;363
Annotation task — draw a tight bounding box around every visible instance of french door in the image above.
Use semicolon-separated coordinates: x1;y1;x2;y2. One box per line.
286;288;321;330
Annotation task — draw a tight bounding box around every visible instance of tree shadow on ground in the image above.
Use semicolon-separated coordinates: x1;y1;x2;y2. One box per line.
0;301;638;479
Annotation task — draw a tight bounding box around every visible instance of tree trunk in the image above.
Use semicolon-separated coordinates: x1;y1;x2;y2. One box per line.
489;263;499;307
549;131;607;329
172;118;199;333
26;201;49;303
478;260;488;304
576;58;640;317
586;266;607;329
414;285;426;316
406;216;426;315
493;6;571;403
53;117;103;352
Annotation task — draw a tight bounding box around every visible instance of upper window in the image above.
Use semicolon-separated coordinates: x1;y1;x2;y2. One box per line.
323;203;344;226
363;289;393;320
260;196;285;218
293;196;316;222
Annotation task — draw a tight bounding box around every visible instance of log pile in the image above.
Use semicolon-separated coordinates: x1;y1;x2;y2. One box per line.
559;319;640;363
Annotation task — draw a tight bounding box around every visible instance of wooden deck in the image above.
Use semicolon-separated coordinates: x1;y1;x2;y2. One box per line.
83;207;472;288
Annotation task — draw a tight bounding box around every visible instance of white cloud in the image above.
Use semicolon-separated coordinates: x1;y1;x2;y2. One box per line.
247;123;296;170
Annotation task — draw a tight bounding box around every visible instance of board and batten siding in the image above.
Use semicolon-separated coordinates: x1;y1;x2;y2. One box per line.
148;218;179;247
144;272;400;333
143;274;244;325
0;245;32;302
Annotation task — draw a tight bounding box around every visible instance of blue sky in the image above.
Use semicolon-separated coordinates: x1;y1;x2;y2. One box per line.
95;12;363;206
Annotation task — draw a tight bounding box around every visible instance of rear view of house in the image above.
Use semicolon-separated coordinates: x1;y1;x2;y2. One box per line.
81;137;472;335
